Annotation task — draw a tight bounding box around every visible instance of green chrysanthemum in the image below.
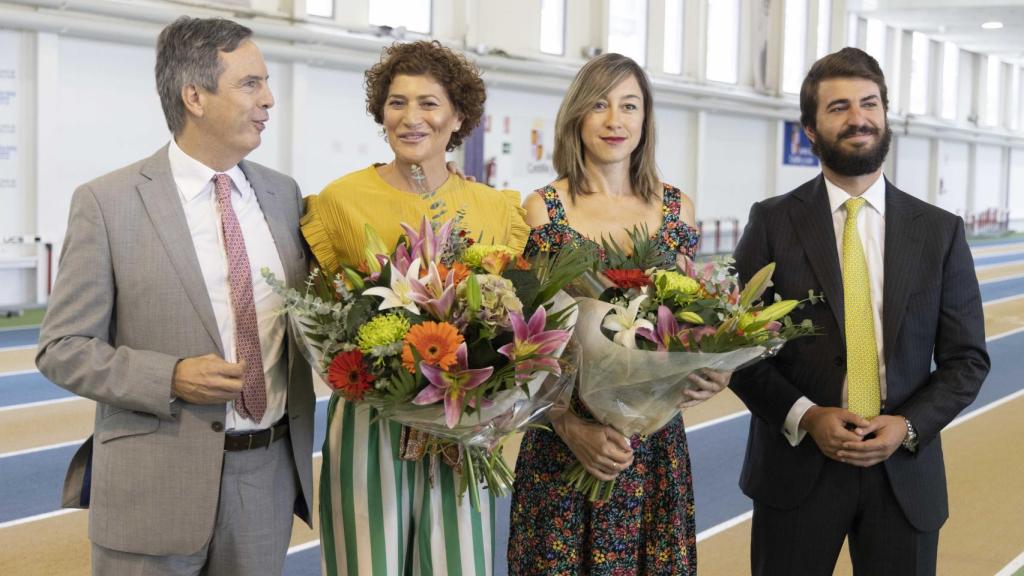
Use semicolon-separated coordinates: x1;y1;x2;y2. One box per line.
356;314;411;354
652;269;701;300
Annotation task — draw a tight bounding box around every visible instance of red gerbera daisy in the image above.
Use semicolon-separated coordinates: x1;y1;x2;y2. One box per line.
327;350;376;401
603;268;652;289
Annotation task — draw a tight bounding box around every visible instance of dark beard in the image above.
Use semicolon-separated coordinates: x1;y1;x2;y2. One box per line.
813;124;892;176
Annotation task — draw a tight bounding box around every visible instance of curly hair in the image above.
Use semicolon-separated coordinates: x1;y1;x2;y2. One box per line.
365;41;486;151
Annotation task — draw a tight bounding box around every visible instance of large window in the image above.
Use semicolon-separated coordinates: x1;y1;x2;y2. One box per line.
986;55;1001;126
607;0;648;66
663;0;685;74
908;32;929;115
706;0;740;83
540;0;566;55
368;0;432;34
864;19;887;66
782;0;808;94
306;0;334;18
940;42;959;120
816;0;831;59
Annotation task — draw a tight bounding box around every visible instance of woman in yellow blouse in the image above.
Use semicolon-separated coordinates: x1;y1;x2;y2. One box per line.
301;40;528;576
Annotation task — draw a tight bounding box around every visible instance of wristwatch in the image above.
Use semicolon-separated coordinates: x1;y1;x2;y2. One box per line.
901;417;919;452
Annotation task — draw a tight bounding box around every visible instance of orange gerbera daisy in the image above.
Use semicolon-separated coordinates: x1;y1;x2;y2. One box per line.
401;321;464;373
327;350;375;402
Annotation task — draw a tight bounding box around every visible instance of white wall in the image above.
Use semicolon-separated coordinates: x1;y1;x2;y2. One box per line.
653;106;694;194
972;144;1003;212
700;113;772;226
1009;147;1024;225
894;135;930;200
482;86;562;197
936;140;969;216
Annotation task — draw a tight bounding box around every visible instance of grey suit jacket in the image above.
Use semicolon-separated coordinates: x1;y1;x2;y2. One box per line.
36;145;315;555
730;175;990;532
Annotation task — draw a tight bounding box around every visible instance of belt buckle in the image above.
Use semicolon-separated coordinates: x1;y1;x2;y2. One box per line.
247;434;254;450
266;425;275;450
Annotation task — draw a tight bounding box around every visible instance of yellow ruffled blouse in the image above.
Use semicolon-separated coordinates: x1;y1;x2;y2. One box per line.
302;165;529;273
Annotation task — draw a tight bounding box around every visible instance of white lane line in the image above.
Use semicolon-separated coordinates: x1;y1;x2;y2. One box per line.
686;408;749;433
0;396;82;413
0;439;84;460
983;294;1024;307
980;272;1024;285
697;510;753;542
0;508;79;530
286;539;321;556
0;396;333;460
0;369;38;378
0;345;38;353
994;549;1024;576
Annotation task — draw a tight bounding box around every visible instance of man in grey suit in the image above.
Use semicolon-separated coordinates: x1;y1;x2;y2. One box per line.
731;48;989;575
36;17;314;575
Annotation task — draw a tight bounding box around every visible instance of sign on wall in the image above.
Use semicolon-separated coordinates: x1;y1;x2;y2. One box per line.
782;120;818;167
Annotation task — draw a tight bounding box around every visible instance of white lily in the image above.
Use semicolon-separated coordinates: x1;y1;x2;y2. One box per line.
363;258;422;315
602;294;653;349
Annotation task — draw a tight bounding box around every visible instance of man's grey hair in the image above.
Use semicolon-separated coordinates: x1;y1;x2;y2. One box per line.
155;16;253;135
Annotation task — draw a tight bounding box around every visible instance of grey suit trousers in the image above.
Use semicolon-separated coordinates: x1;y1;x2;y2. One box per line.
92;438;298;576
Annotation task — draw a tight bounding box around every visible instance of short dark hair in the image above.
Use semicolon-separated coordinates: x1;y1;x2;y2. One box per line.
799;47;888;130
364;41;486;152
155;17;253;135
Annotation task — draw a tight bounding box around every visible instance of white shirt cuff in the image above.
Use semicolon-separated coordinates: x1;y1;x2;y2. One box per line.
783;396;816;446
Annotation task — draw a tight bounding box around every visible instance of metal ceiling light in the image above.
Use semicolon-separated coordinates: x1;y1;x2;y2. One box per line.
981;21;1004;30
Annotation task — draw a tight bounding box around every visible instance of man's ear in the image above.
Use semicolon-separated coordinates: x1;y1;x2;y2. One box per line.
181;84;204;118
803;124;816;146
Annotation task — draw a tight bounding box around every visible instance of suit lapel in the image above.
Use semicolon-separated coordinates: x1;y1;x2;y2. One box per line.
791;176;846;337
240;160;301;288
882;180;924;364
137;146;224;354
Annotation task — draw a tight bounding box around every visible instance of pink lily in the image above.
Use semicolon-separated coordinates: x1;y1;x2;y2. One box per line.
637;305;679;351
413;342;494;428
677;326;717;350
497;306;571;380
408;260;456;320
400;217;454;266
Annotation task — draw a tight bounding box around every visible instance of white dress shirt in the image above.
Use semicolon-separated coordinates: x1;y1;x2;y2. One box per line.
168;139;288;432
782;173;888;445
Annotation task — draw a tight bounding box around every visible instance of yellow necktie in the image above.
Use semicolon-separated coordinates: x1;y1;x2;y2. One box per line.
843;198;881;419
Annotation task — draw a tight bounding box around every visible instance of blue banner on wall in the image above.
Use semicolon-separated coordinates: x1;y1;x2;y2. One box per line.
782;121;819;167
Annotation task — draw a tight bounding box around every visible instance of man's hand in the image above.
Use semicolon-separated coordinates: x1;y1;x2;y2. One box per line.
836;415;907;467
679;369;732;409
551;411;634;481
171;354;245;404
800;406;871;462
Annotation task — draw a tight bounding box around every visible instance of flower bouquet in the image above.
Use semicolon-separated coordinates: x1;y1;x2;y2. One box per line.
265;214;594;509
564;226;820;500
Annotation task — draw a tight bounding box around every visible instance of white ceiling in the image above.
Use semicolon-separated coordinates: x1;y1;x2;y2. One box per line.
848;0;1024;64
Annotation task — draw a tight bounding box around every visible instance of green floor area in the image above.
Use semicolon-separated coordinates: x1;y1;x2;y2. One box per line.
968;231;1024;245
0;308;46;329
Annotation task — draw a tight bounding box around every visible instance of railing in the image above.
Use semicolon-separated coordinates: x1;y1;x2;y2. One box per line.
966;208;1010;237
696;219;741;256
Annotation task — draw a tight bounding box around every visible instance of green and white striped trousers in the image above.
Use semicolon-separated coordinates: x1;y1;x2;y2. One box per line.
319;395;496;575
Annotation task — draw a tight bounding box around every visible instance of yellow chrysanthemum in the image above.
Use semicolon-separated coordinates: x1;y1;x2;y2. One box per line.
461;244;517;271
356;314;411;353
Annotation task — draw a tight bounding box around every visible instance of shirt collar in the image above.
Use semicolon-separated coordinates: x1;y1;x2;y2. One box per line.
824;172;887;218
167;138;250;203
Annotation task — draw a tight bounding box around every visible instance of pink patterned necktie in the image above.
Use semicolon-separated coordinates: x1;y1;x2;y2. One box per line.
214;173;267;422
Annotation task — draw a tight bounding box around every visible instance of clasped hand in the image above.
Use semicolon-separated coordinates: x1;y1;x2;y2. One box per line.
551;409;634;482
171;354;246;404
800;406;907;467
678;369;732;409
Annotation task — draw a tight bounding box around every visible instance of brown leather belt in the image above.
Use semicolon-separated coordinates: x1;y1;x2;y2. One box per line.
224;419;289;452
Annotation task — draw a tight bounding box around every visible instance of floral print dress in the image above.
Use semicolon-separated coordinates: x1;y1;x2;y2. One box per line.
509;184;701;576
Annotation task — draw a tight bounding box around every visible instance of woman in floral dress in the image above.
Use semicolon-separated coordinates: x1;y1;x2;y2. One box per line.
507;53;730;575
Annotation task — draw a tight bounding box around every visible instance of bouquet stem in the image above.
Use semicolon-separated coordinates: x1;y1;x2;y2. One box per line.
563;462;617;502
458;445;516;511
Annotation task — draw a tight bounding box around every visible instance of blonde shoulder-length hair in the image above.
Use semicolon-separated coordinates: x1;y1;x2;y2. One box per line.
553;53;660;203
